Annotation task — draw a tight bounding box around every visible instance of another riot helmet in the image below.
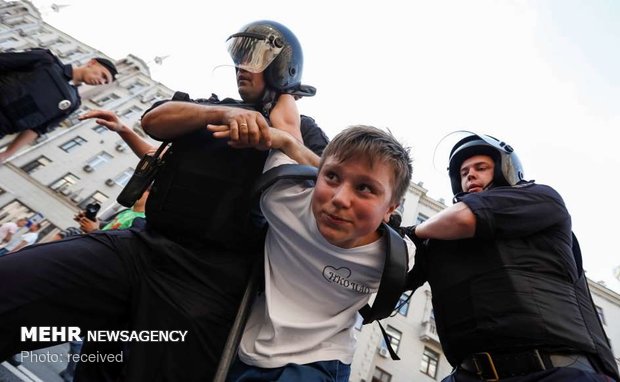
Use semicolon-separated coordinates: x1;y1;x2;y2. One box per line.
226;20;315;97
448;132;525;195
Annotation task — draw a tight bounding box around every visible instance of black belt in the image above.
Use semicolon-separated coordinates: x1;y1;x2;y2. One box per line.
459;350;596;381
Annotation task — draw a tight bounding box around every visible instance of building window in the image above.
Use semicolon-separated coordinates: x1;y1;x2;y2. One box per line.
92;124;107;134
595;305;606;325
372;367;392;382
420;347;439;379
0;199;34;226
49;173;79;194
416;213;429;225
84;152;113;172
64;47;87;61
112;168;135;187
397;291;411;316
118;105;143;120
380;325;402;354
59;136;87;153
127;80;148;94
21;155;52;174
78;191;108;209
92;93;120;107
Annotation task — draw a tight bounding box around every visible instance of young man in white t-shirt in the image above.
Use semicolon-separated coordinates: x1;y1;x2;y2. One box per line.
210;111;413;381
0;222;41;256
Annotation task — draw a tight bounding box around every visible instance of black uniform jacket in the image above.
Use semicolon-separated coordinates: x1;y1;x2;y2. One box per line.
409;182;618;378
0;48;78;137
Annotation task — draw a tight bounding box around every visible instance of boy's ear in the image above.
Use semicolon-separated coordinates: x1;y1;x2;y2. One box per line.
383;203;398;223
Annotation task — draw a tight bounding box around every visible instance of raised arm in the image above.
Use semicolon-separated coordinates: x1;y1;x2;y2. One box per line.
140;101;270;143
0;130;38;164
207;94;320;167
78;110;154;158
413;202;476;240
268;94;302;143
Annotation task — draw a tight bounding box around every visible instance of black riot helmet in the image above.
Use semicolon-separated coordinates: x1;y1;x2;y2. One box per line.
226;20;315;97
448;132;525;195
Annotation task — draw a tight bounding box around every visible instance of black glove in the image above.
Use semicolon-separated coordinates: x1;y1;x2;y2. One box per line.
402;225;429;291
401;225;426;248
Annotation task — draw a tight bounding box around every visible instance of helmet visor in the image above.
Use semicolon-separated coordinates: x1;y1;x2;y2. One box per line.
226;33;284;73
433;130;509;172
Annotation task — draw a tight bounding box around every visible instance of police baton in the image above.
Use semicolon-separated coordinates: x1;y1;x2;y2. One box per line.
213;260;261;381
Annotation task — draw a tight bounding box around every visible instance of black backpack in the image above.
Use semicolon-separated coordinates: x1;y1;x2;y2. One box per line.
253;163;409;360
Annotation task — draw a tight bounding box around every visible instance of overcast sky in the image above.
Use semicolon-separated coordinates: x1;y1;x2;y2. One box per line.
30;0;620;292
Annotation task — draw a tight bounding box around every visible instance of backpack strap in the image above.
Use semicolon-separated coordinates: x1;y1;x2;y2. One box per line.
252;163;318;196
254;163;409;361
359;222;408;360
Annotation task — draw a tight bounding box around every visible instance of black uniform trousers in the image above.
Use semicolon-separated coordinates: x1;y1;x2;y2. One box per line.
0;226;255;381
445;368;616;382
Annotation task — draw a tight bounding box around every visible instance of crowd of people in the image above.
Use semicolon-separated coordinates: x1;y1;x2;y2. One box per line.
0;18;617;382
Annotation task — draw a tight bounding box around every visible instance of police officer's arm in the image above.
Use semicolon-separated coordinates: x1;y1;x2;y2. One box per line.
414;202;476;240
78;110;154;158
269;94;302;143
0;49;52;72
141;101;270;144
0;130;38;163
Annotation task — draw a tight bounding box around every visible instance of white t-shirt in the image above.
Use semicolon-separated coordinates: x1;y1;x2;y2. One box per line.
238;150;414;368
3;232;39;252
0;222;18;243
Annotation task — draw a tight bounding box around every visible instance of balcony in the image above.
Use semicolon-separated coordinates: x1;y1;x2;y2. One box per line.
419;319;440;345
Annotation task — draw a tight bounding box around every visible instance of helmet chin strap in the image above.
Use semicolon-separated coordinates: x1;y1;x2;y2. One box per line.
482;181;495;191
259;88;279;117
453;180;495;203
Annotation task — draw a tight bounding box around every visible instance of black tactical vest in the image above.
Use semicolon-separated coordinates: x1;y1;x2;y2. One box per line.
422;227;619;379
145;99;268;252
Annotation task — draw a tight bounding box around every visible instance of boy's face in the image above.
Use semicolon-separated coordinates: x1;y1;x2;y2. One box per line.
312;156;397;249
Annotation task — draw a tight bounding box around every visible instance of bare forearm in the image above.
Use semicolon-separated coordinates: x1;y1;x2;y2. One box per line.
3;130;38;155
277;132;320;167
141;102;226;140
116;128;156;158
415;202;476;240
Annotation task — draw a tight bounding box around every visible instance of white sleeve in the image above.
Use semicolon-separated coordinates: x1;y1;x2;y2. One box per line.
404;235;416;271
263;149;298;173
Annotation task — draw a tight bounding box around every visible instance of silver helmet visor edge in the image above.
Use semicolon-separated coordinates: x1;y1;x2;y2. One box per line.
226;33;284;73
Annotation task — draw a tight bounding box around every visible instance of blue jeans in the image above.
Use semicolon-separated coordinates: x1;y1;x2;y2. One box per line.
227;358;351;382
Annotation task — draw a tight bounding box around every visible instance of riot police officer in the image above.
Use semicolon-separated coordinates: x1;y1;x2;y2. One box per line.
0;20;327;381
406;132;619;381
